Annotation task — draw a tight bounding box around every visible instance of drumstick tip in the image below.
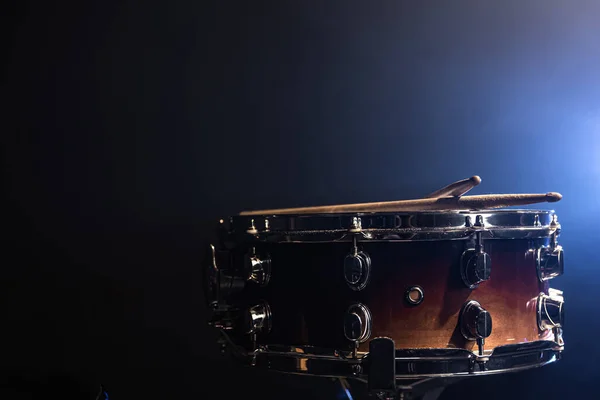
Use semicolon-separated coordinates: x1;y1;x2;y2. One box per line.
470;175;482;185
546;192;562;202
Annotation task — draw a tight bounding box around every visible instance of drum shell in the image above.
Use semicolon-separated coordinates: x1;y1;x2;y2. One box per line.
235;238;552;352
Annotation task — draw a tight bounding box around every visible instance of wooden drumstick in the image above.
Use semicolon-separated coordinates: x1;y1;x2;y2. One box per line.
239;192;562;216
424;175;482;198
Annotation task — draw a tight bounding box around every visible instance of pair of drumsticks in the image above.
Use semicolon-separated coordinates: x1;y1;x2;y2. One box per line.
239;176;562;215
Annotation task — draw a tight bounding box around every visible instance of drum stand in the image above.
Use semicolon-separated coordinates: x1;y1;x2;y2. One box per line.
339;376;456;400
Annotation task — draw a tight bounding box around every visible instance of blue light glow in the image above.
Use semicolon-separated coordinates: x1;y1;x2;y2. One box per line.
336;379;354;400
343;387;353;400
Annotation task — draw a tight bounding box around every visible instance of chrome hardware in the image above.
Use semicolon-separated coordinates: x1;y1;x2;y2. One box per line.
205;244;246;333
204;244;248;308
460;300;492;356
549;288;564;299
349;217;362;233
344;240;371;291
534;213;563;281
550;213;560;229
244;302;272;334
474;215;484;227
554;327;564;347
460;221;491;289
344;313;363;341
247;219;258;235
208;319;235;331
550;214;561;246
251;340;562;379
460;249;491;288
538;290;564;331
465;216;473;227
368;337;396;396
245;249;271;287
536;245;564;281
207;301;240;333
227;210;559;243
343;303;372;344
205;244;220;308
405;286;424;305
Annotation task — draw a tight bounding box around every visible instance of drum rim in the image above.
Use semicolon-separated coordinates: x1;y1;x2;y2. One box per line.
249;339;563;379
222;209;560;242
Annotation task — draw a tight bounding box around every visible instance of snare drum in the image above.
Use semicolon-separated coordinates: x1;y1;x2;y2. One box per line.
204;209;564;386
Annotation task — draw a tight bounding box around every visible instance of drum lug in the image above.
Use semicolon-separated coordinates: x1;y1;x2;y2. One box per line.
459;300;493;356
344;303;373;346
537;290;564;331
205;244;272;338
344;237;371;291
244;301;272;335
244;301;272;352
245;247;271;287
460;244;492;289
536;245;564;281
534;214;563;281
460;216;492;289
209;301;272;352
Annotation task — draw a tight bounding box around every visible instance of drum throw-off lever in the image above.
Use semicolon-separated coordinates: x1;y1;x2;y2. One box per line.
368;337;396;399
367;338;454;400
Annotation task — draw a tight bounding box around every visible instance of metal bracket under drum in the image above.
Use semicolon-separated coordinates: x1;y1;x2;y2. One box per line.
366;337;462;400
338;377;453;400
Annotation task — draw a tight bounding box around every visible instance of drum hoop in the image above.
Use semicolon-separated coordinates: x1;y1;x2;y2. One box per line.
224;210;559;243
249;340;563;379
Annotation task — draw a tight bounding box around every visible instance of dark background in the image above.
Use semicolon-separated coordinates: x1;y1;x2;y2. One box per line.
3;0;600;399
